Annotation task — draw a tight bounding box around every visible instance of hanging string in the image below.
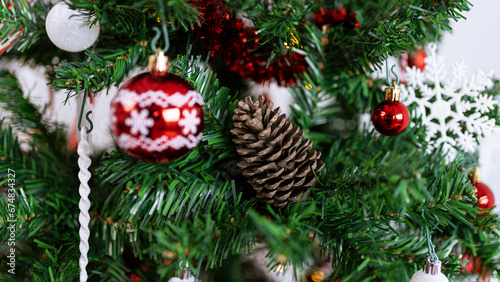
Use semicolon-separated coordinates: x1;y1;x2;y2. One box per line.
422;210;438;263
78;125;92;282
78;90;93;133
425;225;438;262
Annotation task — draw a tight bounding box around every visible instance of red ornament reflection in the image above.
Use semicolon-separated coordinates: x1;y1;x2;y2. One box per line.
162;108;181;122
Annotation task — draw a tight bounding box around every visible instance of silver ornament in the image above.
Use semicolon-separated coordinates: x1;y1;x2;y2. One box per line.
168;261;195;282
410;257;449;282
45;2;99;52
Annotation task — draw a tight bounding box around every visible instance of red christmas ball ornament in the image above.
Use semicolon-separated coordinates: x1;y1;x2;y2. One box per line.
474;182;495;210
408;48;426;70
131;273;143;282
459;250;490;280
401;49;427;72
313;7;361;29
371;83;410;136
469;167;495;214
110;50;204;163
460;252;482;274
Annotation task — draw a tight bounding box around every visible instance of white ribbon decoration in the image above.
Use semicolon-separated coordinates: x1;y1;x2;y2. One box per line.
78;126;92;282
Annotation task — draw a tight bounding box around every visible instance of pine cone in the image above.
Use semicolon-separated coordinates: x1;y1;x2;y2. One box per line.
231;96;325;208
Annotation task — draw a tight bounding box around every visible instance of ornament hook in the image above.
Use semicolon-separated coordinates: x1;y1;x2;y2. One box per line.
150;27;162;53
391;65;399;85
385;61;399;86
78;90;93;133
150;0;170;53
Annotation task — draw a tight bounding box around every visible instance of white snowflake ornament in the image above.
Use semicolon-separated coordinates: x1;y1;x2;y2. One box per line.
401;43;497;162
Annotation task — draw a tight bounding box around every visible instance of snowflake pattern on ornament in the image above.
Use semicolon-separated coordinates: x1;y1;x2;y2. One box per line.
118;133;203;152
179;109;201;135
125;109;154;135
113;88;204;155
115;89;202;109
401;43;496;162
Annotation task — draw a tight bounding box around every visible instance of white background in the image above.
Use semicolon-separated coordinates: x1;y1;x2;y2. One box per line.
439;0;500;213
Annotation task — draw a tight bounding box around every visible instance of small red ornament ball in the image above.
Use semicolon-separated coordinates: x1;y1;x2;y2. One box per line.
110;73;204;163
408;49;426;70
474;182;495;210
371;101;410;136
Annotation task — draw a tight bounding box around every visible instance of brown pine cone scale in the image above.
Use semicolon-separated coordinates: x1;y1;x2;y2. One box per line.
230;95;325;208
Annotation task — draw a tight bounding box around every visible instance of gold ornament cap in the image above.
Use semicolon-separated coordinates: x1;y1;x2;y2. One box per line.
148;48;169;77
385;82;401;101
470;166;481;184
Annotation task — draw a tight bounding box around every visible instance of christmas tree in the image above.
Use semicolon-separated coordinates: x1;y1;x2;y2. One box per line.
1;0;500;281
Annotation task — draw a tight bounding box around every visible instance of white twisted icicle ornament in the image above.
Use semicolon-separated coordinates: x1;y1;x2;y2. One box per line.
78;126;92;282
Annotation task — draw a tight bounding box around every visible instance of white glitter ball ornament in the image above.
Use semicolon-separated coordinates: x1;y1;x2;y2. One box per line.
45;2;99;52
410;258;449;282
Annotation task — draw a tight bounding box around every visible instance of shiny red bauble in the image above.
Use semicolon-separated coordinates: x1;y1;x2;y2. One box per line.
371;100;410;136
474;182;495;210
408;49;427;70
110;73;204;163
400;49;427;71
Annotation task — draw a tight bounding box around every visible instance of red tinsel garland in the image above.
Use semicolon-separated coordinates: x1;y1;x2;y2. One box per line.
191;1;359;85
191;0;306;85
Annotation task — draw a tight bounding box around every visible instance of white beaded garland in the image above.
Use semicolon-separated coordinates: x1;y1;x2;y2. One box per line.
409;269;449;282
45;3;99;52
